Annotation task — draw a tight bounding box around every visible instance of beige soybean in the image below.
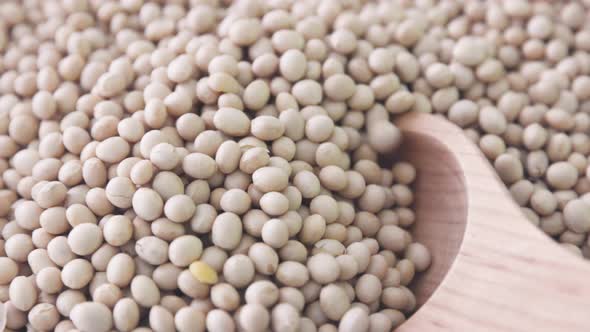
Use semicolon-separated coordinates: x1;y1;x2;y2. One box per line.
47;236;76;267
280;49;307;82
28;303;60;331
319;284;351;321
293;170;321;199
164;194;196;223
564;199;590;234
9;276;37;311
212;213;243;250
95;137;130;163
356;274;383;304
279;240;308;263
261;219;290;248
183;153;217;179
307;253;341;284
149;305;175;332
152;171;185;201
62;259;94;289
175;307;206;332
546;162;578;190
35;182;67;208
150;143;180;171
70;302;113;332
271;303;300;331
131;275;161;307
223;254;255;288
405;243;432;272
132;188;163;221
251;116;285;141
242;79;270;111
240;147;270;174
252;166;289;192
248;242;279;275
206;309;235;332
245;280;279;307
28;248;56;273
113;298;140;332
319;166;348;191
276;261;309;287
169;235;203;267
260;192;290;216
67;223;103;256
93;283;123;308
239;303;270;332
220;189;251;215
66;204;97;227
339;307;370;332
191;203;218;234
305;115;334;143
103;215;133;247
210;283;240;311
106;254;135;287
299;214;327;245
0;258;18;285
105;177;135;209
215;141;242;175
214;108;251;137
135;236;169;265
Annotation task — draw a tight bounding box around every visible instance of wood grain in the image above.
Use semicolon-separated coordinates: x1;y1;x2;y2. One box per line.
396;112;590;331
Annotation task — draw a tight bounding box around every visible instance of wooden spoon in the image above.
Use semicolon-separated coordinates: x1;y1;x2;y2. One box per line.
0;301;5;332
395;112;590;331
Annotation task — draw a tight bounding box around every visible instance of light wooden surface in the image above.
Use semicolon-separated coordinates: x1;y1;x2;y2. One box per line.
396;112;590;331
0;302;5;332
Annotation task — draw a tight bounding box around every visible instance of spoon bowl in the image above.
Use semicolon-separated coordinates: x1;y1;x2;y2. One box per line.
396;112;590;331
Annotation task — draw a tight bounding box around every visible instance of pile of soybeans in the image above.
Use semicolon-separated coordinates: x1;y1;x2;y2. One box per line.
0;0;589;331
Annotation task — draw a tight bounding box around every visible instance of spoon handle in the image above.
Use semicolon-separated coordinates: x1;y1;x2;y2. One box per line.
397;112;590;332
